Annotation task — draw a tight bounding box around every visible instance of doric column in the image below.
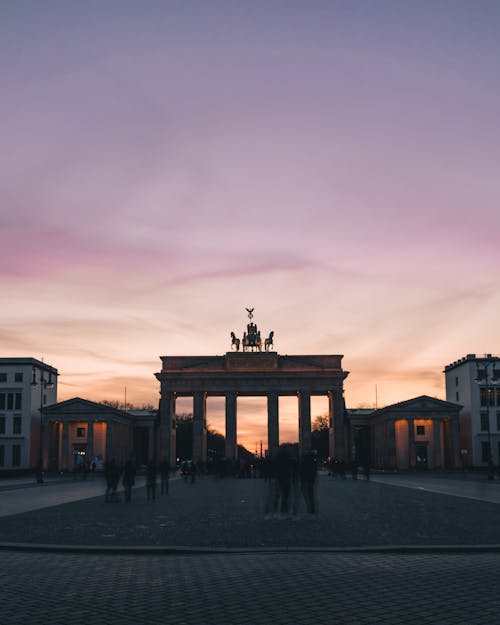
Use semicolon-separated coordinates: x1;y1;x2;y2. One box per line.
408;418;415;468
386;419;396;468
87;421;94;462
159;391;175;466
433;419;442;469
330;389;345;460
225;392;238;460
298;391;311;456
193;391;207;463
60;422;69;471
105;420;113;462
451;416;460;468
267;392;279;456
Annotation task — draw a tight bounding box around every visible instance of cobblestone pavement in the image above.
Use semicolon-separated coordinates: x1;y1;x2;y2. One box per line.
2;549;500;624
3;474;500;548
371;473;500;504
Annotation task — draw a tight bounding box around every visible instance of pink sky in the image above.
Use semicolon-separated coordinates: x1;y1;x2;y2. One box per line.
2;1;500;450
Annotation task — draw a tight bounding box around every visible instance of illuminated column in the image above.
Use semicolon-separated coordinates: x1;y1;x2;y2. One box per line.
193;391;207;463
386;420;396;468
159;391;176;465
87;421;94;461
330;389;345;460
408;418;415;468
433;420;442;468
267;392;279;456
298;391;311;455
60;422;69;471
225;392;238;460
105;420;113;461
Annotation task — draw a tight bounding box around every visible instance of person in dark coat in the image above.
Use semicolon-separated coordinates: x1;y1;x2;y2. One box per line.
275;444;292;517
104;458;118;502
300;451;318;514
362;460;371;481
146;461;157;501
122;458;136;503
159;458;170;495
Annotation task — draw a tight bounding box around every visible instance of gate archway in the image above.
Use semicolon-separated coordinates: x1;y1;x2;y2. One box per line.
156;350;348;465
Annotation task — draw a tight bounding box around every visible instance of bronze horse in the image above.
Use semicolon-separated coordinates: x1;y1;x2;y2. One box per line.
264;331;274;351
230;331;240;351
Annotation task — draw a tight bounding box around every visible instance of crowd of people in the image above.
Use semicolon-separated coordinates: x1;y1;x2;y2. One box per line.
103;457;171;503
101;449;370;513
261;444;319;519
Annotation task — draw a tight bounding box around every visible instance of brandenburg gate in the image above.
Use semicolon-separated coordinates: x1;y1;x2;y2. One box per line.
156;310;349;464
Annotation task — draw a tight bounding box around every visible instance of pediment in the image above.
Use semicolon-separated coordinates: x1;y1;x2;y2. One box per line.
370;395;461;420
43;397;132;422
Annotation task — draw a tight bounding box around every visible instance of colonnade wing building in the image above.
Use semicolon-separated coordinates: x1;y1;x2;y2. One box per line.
361;395;461;470
156;351;349;465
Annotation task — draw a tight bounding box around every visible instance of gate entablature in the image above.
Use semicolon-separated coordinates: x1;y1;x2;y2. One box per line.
157;353;347;396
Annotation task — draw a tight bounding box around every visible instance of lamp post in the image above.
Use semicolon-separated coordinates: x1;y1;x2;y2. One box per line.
460;448;468;472
31;364;54;483
475;359;498;480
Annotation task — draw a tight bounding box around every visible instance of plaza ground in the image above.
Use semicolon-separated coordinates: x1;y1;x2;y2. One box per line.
2;472;500;624
2;471;500;548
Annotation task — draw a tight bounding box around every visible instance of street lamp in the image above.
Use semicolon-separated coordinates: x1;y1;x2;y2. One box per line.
460;448;468;472
475;359;499;480
31;364;54;483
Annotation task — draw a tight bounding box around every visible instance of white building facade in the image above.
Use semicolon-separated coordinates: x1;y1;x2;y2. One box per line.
0;358;58;473
444;354;500;469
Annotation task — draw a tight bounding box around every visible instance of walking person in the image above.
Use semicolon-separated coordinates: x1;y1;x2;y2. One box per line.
146;461;157;502
159;458;170;495
122;457;136;503
362;460;371;481
300;450;318;515
275;444;292;518
104;458;116;502
35;459;44;484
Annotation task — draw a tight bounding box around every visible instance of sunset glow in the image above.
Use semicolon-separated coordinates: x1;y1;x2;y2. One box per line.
2;1;500;451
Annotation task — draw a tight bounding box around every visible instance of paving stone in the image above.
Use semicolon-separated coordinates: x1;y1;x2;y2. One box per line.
2;551;500;625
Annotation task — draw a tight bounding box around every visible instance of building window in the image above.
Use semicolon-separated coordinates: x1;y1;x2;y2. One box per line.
7;393;13;410
416;425;425;436
0;416;5;434
496;388;500;406
0;445;4;467
14;372;23;382
12;444;21;467
481;413;489;431
480;387;495;406
76;427;86;438
0;394;4;410
15;393;22;410
0;373;7;382
455;376;459;387
480;388;487;406
482;442;490;464
456;391;459;402
13;416;22;435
